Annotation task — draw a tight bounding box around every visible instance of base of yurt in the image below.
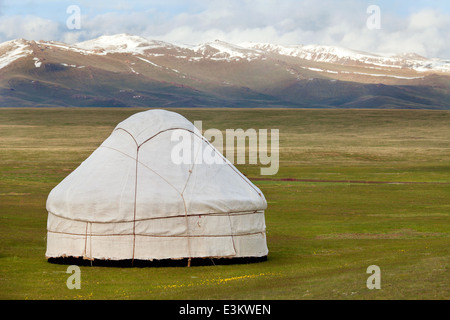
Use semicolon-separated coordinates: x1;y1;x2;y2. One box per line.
47;255;268;267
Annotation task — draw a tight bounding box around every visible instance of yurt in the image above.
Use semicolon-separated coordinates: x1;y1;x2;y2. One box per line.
45;109;268;266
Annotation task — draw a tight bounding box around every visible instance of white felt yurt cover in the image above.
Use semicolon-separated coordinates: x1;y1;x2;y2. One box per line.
45;109;268;262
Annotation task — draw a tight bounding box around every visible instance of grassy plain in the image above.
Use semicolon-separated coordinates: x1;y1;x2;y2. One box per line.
0;108;449;300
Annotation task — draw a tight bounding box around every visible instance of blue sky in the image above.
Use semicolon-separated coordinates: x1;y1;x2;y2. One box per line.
2;1;449;19
1;0;449;58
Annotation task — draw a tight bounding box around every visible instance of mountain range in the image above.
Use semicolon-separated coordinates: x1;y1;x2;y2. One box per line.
1;33;449;109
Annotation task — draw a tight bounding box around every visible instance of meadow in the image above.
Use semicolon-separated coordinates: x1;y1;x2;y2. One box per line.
0;108;449;300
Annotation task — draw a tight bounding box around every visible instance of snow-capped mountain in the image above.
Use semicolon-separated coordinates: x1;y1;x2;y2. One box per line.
3;33;448;72
1;34;449;109
240;42;450;73
76;34;176;54
188;40;263;62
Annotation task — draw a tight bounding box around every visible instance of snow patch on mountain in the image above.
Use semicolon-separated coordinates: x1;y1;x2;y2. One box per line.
0;39;33;69
76;33;173;55
189;40;262;61
136;56;162;68
240;42;450;73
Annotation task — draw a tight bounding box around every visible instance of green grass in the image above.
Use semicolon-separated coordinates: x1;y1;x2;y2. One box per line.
0;108;449;300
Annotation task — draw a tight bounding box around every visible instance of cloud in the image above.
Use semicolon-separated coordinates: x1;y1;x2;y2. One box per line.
142;1;450;58
359;8;450;58
142;2;449;58
0;0;449;58
0;15;61;41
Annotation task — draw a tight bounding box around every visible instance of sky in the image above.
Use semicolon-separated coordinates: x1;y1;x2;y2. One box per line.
0;0;449;58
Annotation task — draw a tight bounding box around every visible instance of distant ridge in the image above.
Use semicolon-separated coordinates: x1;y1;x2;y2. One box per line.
1;34;449;109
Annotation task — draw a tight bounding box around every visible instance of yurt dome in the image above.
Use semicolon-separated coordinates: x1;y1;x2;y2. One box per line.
45;109;268;266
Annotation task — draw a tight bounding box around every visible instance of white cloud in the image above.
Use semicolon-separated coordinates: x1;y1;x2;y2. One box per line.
0;15;61;41
362;9;450;58
0;1;449;58
140;1;449;58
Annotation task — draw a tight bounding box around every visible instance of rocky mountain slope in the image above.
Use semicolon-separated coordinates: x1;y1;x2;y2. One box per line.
1;33;449;109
